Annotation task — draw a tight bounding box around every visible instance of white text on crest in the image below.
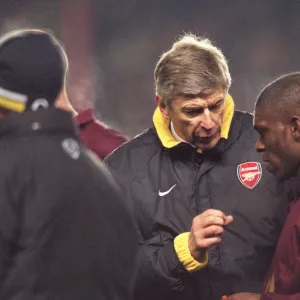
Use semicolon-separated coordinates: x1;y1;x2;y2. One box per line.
241;166;258;172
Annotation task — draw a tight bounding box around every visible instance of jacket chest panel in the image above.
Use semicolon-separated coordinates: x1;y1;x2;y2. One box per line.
206;159;287;284
131;157;197;238
131;142;287;248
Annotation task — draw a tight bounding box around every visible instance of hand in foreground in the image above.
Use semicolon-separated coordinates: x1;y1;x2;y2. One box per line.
188;209;233;261
227;292;261;300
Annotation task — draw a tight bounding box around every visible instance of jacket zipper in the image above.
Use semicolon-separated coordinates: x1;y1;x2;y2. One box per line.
194;151;214;298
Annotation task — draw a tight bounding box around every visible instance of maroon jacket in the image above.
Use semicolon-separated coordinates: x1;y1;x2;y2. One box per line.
76;109;128;159
262;199;300;300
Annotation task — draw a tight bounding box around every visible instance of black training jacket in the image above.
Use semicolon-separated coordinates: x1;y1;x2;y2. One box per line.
0;108;137;300
105;111;288;300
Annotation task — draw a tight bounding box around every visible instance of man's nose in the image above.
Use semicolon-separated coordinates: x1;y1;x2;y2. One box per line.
201;108;214;130
256;138;265;153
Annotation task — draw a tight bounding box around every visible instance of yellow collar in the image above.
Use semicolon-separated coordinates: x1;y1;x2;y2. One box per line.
153;94;235;151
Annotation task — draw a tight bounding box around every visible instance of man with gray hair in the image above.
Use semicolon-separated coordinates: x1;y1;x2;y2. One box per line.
105;34;288;300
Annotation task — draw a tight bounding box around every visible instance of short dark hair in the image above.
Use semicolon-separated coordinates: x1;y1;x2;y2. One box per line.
256;72;300;115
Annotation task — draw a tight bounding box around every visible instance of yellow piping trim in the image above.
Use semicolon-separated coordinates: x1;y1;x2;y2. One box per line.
264;273;275;293
0;96;25;112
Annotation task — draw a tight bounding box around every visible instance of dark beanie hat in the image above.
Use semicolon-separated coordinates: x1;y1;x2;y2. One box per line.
0;29;67;112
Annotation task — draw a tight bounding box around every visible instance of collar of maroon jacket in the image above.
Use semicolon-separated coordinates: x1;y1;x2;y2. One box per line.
75;109;95;126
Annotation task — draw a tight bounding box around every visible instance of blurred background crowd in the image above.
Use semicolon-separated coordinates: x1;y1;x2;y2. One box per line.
0;0;299;136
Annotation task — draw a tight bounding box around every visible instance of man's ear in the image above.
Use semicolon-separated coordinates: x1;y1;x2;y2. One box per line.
55;88;78;117
291;115;300;141
156;95;170;119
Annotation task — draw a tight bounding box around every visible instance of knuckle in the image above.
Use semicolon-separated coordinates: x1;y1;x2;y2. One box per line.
195;228;204;238
210;216;220;225
195;215;206;227
195;239;202;246
206;209;215;215
210;225;223;235
202;210;210;217
197;239;206;248
206;215;214;223
212;225;219;234
215;210;224;217
195;238;204;248
192;218;200;228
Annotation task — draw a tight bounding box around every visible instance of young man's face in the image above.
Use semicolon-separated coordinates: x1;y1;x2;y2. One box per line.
158;88;226;150
254;107;300;181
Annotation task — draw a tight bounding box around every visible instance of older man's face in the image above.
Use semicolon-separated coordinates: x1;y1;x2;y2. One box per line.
161;88;226;150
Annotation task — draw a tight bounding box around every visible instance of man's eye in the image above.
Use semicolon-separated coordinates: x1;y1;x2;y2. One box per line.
259;131;266;139
185;110;202;116
210;104;222;111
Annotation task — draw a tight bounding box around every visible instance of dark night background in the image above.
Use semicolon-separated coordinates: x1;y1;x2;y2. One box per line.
0;0;299;136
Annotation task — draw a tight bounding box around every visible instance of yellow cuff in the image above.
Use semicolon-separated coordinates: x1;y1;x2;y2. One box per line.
174;232;208;272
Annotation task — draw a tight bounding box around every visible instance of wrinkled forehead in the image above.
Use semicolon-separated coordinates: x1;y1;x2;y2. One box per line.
177;88;226;104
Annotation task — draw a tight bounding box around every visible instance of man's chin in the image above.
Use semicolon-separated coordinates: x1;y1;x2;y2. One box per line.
266;165;289;182
265;162;288;181
277;168;298;182
275;172;289;182
196;136;221;150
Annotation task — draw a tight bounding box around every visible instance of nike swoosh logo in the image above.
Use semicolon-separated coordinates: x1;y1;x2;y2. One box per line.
158;184;177;197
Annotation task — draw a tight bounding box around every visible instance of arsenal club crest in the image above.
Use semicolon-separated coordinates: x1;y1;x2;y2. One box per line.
237;162;262;189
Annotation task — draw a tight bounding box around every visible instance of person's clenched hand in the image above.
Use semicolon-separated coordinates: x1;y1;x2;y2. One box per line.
188;209;233;261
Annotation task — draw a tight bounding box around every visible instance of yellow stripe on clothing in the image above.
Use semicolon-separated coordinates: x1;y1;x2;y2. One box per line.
0;96;26;112
265;273;275;293
153;108;180;148
221;94;234;139
174;232;208;272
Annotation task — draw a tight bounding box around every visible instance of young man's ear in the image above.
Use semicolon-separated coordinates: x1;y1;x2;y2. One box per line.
155;95;171;119
56;88;78;117
291;115;300;141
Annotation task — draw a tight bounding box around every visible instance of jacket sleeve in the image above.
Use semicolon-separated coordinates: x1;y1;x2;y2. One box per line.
76;109;129;159
0;178;18;287
174;232;208;272
0;154;30;291
134;231;208;299
134;231;189;299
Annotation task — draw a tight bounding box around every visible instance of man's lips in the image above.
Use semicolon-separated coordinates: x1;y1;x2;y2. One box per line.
199;131;218;140
195;131;219;144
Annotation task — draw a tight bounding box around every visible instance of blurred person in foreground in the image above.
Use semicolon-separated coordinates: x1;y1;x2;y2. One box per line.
56;85;128;159
105;34;289;300
228;73;300;300
0;29;137;300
